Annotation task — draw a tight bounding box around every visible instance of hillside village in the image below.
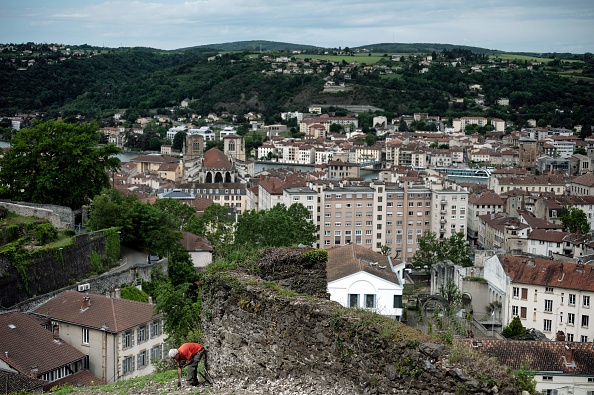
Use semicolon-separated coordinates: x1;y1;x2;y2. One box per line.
2;47;594;394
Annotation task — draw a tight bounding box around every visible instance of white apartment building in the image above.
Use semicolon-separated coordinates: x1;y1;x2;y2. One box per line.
431;183;470;241
502;256;594;343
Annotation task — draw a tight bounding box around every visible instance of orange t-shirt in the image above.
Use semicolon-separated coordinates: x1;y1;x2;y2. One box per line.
177;343;204;361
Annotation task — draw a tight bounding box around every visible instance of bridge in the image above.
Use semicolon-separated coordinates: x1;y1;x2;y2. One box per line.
432;167;492;178
358;160;382;168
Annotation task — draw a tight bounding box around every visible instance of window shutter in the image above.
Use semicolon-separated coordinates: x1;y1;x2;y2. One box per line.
131;331;135;347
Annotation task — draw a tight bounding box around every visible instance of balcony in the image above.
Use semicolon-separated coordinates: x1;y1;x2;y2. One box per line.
440;199;447;204
440;210;447;215
440;218;447;224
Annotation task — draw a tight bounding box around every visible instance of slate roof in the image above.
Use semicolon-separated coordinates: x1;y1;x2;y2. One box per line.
327;244;399;284
502;255;594;292
32;290;161;334
461;339;594;374
203;148;232;169
0;311;86;375
0;369;45;393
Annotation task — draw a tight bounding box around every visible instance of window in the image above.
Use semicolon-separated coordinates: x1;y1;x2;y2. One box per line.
122;330;134;349
567;333;574;341
334;230;341;236
521;288;528;300
545;287;553;293
581;335;589;342
513;287;519;298
542;376;553;381
512;306;518;316
584;295;591;307
541;390;558;395
324;231;331;236
520;307;527;319
393;295;402;309
569;293;576;305
365;294;376;309
348;294;359;308
568;313;575;325
544;300;553;312
151;345;161;361
582;315;589;327
137;350;148;369
82;328;89;344
543;319;552;332
137;324;147;344
123;356;135;375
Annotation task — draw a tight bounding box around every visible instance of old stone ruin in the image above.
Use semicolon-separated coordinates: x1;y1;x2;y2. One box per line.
200;248;525;395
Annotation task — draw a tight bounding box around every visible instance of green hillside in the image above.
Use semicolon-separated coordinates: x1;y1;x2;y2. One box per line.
179;40;322;52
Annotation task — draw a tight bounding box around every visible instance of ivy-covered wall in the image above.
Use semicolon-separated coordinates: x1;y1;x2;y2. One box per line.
0;229;118;308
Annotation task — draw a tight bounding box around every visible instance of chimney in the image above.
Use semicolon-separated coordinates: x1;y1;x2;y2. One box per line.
30;366;38;378
148;296;153;304
565;343;575;365
81;295;90;311
115;288;121;299
53;324;60;339
4;351;8;359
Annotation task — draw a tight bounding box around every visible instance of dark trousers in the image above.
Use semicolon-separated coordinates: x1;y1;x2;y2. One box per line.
186;349;206;385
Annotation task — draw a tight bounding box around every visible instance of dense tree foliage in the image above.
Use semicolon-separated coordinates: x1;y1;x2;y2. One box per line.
501;316;526;339
561;206;590;234
2;47;594;129
0;120;120;209
234;203;317;248
409;231;472;271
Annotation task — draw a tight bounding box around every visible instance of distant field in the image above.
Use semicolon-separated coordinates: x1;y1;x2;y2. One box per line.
489;53;554;63
295;53;389;64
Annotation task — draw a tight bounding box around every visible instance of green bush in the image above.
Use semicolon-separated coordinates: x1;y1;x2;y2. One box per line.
34;223;58;245
121;286;149;303
5;224;20;242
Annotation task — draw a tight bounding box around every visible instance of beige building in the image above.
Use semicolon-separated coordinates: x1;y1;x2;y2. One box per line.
488;174;566;195
467;191;505;246
32;291;167;383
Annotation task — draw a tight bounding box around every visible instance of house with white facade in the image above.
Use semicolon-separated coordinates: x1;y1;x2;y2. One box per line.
327;244;405;320
464;339;594;395
32;290;167;383
501;255;594;343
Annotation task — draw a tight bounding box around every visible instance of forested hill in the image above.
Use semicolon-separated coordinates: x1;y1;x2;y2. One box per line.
1;43;593;131
179;40;322;52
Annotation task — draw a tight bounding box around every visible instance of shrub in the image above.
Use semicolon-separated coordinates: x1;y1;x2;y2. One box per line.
34;223;58;245
121;286;149;303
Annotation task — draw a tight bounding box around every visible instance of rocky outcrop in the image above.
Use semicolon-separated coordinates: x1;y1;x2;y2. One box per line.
201;248;523;395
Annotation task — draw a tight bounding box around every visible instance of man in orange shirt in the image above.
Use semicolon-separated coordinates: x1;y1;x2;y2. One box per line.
168;343;206;387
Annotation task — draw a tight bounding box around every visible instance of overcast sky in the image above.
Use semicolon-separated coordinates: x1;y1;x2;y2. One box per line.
2;0;593;53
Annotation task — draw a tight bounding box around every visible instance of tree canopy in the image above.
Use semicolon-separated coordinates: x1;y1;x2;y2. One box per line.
0;120;121;209
409;231;472;271
561;206;590;235
234;203;317;248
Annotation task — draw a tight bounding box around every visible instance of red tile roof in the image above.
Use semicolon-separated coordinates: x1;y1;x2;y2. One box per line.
502;255;594;292
0;311;86;375
527;229;570;242
203;148;232;169
130;154;178;163
0;370;45;393
32;290;162;334
461;339;594;374
571;172;594;187
47;369;105;390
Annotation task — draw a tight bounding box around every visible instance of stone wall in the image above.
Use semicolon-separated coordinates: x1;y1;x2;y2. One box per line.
201;248;523;395
0;231;141;309
13;260;167;313
0;200;77;229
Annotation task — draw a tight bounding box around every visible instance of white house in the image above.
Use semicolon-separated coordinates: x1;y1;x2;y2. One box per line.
327;244;405;320
501;255;594;343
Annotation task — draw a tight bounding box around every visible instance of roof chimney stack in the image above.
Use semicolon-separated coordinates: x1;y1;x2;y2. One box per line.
52;324;60;339
81;295;90;311
564;343;575;365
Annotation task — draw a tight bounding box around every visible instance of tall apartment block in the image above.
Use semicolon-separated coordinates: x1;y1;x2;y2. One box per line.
285;181;469;262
